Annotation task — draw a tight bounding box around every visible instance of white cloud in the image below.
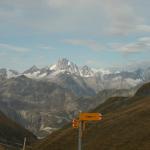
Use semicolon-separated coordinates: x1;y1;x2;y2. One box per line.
110;60;150;71
1;0;150;36
0;43;30;52
127;60;150;70
64;36;150;54
111;37;150;53
64;39;106;51
102;0;140;35
39;45;56;51
101;0;150;35
136;25;150;32
86;60;99;65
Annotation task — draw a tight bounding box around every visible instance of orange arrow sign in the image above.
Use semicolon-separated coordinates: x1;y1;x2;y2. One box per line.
79;113;102;121
72;119;80;128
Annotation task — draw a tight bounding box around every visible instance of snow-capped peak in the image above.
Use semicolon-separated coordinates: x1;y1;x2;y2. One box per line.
52;58;80;75
50;64;57;70
0;68;19;79
80;65;94;77
92;68;111;75
24;65;39;74
23;65;40;78
21;59;112;78
7;69;19;78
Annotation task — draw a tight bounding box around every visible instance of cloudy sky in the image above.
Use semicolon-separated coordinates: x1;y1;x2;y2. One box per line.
0;0;150;71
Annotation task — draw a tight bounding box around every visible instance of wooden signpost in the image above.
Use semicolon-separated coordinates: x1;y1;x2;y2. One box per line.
72;112;103;150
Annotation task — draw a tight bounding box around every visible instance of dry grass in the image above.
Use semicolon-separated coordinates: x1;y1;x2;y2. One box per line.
0;111;36;148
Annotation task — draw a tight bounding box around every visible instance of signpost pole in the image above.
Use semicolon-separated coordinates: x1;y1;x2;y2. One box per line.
22;137;26;150
78;120;82;150
73;112;102;150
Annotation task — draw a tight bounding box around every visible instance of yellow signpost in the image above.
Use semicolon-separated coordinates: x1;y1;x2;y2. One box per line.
79;113;102;121
72;112;103;150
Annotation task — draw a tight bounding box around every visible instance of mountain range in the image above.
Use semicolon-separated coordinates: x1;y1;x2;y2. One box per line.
0;58;149;137
1;58;150;96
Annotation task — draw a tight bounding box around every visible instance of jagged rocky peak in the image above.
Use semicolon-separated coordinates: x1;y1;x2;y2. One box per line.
7;69;19;78
80;65;94;77
8;69;19;75
0;68;19;79
54;58;80;74
143;67;150;81
0;68;7;75
134;68;144;79
0;68;7;80
56;58;75;69
24;65;39;74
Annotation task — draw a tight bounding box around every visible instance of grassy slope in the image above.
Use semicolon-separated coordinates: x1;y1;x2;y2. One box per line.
32;83;150;150
0;111;36;147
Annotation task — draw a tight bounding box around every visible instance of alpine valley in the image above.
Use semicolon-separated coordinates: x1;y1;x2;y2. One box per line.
0;58;150;138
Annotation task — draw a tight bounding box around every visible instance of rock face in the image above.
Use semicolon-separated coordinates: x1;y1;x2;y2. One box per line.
48;72;96;96
0;75;78;137
80;65;94;77
54;58;80;75
0;58;149;96
23;65;39;74
32;82;150;150
0;68;19;81
0;68;7;81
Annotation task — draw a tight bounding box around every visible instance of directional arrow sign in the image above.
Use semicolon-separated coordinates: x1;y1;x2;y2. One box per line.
79;113;102;121
72;119;80;128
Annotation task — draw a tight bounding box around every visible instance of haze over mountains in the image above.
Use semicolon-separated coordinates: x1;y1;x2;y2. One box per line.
0;58;150;138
